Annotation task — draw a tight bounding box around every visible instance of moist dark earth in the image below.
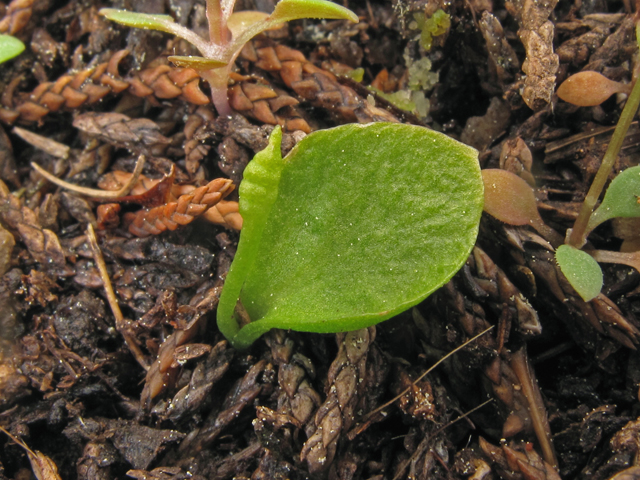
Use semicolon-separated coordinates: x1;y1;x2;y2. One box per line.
1;0;640;478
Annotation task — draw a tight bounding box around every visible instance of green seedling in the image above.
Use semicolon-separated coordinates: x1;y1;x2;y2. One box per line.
484;23;640;302
100;0;357;116
0;34;25;64
217;122;483;349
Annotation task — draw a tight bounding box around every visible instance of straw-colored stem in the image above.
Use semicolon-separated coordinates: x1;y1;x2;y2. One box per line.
32;155;145;199
87;224;149;371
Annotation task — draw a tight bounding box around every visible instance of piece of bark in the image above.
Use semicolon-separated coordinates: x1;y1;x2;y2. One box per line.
508;0;560;111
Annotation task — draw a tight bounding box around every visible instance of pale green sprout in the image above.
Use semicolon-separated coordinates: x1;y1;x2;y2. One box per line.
100;0;357;115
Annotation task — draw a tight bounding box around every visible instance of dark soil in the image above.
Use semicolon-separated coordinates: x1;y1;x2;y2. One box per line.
1;0;640;479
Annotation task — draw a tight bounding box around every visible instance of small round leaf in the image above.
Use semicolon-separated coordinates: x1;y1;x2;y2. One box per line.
0;35;25;64
555;245;603;302
482;169;540;226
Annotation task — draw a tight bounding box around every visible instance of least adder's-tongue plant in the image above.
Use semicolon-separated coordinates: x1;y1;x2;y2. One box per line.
217;123;484;349
100;0;357;115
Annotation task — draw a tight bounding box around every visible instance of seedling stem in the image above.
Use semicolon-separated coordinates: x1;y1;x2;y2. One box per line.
569;24;640;247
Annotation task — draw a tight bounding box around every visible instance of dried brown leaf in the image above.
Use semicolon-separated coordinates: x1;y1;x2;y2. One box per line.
73;112;171;150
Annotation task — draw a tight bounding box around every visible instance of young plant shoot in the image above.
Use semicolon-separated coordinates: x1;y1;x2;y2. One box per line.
217;123;484;349
483;23;640;302
100;0;357;115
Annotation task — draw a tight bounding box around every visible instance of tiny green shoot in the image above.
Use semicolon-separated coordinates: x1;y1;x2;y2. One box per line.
100;0;357;116
486;22;640;302
217;122;483;349
411;9;451;51
0;34;25;64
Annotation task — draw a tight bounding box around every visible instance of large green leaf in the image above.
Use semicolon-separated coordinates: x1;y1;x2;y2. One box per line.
555;245;603;302
270;0;358;23
217;123;483;349
0;34;25;64
588;165;640;233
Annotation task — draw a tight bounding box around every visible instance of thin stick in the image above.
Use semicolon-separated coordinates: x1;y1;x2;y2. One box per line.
433;398;494;435
13;126;70;159
31;154;146;199
362;325;494;422
511;346;557;467
390;399;493;480
86;223;149;371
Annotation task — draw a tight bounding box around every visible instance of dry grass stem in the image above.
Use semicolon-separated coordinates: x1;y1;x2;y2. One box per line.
510;347;558;467
86;223;149;371
357;325;494;426
31;154;146;199
12;127;70;159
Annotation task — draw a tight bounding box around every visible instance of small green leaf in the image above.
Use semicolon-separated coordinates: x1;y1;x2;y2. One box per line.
588;165;640;233
99;9;177;34
270;0;358;23
217;122;483;349
555;245;603;302
168;55;227;70
482;169;539;226
0;34;25;64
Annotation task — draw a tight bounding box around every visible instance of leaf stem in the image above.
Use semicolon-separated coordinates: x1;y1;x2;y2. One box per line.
207;0;230;46
199;68;233;115
569;41;640;247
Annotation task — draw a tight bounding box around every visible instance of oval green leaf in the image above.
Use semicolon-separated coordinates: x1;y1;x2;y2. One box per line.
99;9;177;33
270;0;358;23
588;165;640;233
0;34;25;64
482;169;540;226
217;123;483;349
555;245;603;302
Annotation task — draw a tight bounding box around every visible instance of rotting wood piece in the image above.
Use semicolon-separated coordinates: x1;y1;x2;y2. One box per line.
300;327;376;475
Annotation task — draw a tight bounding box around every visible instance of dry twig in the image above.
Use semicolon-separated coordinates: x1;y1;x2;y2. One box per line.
0;426;62;480
86;223;149;370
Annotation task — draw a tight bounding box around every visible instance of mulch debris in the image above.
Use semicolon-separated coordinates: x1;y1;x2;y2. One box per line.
1;0;640;478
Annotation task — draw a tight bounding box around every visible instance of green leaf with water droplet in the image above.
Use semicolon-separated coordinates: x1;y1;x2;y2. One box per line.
555;245;603;302
588;165;640;233
0;35;25;64
269;0;358;23
217;123;483;349
99;9;178;34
